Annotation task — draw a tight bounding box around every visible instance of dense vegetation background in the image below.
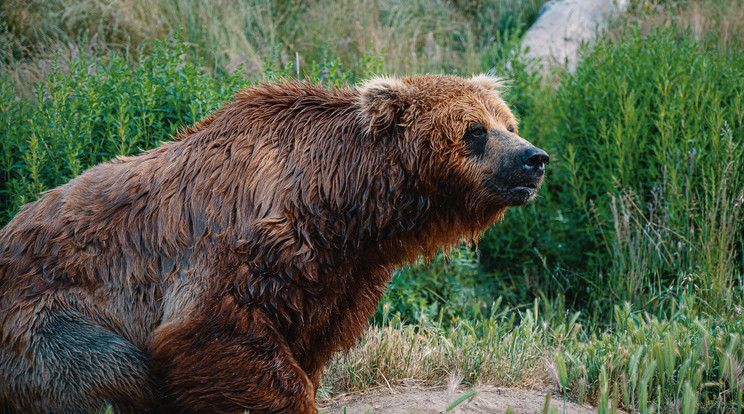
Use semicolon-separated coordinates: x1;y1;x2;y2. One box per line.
1;0;743;412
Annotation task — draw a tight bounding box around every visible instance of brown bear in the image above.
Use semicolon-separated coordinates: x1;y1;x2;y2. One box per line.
0;74;548;413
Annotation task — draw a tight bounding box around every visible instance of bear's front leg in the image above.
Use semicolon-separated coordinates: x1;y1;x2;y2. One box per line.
150;307;315;414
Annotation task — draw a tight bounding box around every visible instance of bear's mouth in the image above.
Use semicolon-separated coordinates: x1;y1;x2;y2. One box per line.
509;185;536;197
504;183;541;206
484;170;544;206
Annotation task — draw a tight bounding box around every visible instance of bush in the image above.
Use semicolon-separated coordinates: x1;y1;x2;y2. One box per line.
374;248;488;327
0;38;250;222
483;27;744;316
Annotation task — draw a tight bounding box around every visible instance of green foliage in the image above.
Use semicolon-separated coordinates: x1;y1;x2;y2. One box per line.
464;0;543;48
445;389;478;411
96;403;114;414
329;294;744;412
324;301;548;394
482;27;744;317
374;249;487;327
0;37;249;222
561;300;744;413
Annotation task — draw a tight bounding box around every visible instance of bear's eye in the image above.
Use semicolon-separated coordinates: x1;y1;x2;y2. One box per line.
463;124;488;157
507;124;516;133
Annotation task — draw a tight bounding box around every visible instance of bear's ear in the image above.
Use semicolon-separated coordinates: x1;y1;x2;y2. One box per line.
358;77;413;137
469;74;505;92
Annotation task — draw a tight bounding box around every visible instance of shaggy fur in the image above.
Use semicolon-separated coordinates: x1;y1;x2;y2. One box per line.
0;75;547;413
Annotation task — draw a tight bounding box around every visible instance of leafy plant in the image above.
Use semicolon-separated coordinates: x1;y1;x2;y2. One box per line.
0;37;250;222
481;26;744;317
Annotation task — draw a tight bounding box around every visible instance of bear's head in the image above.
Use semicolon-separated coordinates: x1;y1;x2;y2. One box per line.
357;74;549;225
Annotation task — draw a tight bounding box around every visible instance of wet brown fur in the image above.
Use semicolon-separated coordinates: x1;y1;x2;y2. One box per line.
0;75;540;413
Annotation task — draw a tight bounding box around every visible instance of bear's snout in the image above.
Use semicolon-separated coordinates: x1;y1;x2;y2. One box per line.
519;146;549;177
486;143;549;206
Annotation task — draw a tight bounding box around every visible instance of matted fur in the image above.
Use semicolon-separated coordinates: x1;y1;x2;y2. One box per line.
0;74;545;413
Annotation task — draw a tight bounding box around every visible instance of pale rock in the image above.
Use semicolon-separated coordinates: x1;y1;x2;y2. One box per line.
521;0;629;73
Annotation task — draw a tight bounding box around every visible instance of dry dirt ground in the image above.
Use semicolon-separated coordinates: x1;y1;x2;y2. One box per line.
319;385;597;414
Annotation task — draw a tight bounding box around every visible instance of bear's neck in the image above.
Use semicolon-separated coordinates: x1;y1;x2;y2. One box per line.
291;136;500;273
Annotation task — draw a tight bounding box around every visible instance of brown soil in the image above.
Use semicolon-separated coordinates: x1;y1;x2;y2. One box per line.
319;385;597;414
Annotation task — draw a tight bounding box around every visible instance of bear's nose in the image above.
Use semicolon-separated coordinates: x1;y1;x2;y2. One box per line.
521;147;550;173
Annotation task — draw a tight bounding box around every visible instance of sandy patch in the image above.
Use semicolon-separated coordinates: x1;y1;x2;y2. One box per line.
319;385;596;414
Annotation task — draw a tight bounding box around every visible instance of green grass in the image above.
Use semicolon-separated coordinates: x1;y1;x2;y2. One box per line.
619;0;744;53
320;296;744;412
0;0;542;98
0;37;248;222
